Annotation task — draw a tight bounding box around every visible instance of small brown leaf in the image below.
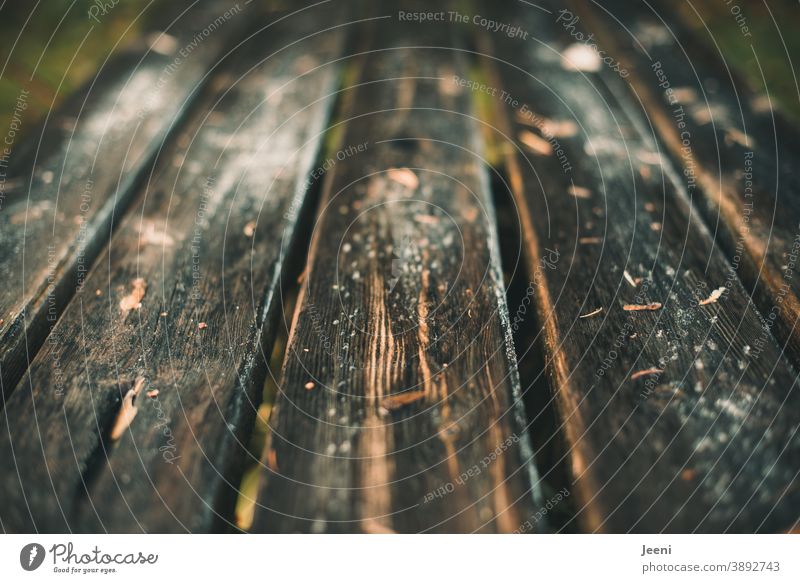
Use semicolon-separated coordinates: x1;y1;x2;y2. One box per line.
623;302;662;312
630;368;663;380
518;130;553;156
699;286;726;306
381;390;426;411
623;270;640;287
568;185;591;199
120;278;147;313
579;307;603;319
110;377;146;441
387;167;419;190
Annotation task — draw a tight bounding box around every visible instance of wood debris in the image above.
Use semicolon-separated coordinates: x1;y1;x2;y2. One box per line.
138;222;175;247
414;214;440;225
672;87;698;104
518;130;553;156
579;307;603;319
699;286;726;306
630;368;663;380
110;377;146;440
462;207;479;222
623;270;641;287
381;390;426;411
541;119;579;138
725;128;752;148
638;151;663;165
387;167;419;190
568;185;592;199
623;302;662;311
267;448;278;471
119;278;147;313
561;43;602;72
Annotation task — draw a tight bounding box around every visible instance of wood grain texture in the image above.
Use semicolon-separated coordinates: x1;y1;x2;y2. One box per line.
0;1;249;402
0;11;345;533
252;14;539;533
573;0;800;367
482;0;800;532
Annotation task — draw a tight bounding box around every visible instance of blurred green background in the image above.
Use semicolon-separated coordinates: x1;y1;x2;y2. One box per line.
0;1;162;143
0;0;798;148
680;0;800;120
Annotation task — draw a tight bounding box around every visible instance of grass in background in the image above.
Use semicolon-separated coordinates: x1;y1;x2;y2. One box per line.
677;0;800;121
0;1;173;146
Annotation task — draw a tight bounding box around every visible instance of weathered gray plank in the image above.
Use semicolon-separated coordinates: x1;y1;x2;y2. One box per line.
576;0;800;367
481;0;800;532
0;1;249;401
252;14;539;533
0;9;346;533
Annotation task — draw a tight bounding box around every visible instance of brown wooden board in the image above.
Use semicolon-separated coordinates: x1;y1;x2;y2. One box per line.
480;0;800;532
252;14;539;533
0;2;254;403
0;10;346;533
571;0;800;369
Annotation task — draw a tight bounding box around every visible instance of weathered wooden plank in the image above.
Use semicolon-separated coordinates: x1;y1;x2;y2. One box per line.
0;1;250;401
0;10;346;533
572;0;800;367
480;1;800;532
253;15;539;533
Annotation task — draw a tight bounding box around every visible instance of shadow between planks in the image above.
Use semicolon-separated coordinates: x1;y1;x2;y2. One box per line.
0;4;352;533
478;0;800;532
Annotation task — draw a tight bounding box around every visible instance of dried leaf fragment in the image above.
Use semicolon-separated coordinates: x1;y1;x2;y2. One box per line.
725;128;752;148
623;270;641;287
110;377;146;440
561;43;602;72
414;214;439;225
381;390;426;411
568;185;591;199
120;278;147;313
518;130;553;156
541;119;578;138
387;167;419;190
630;368;663;380
579;307;603;319
623;302;662;312
699;287;726;306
